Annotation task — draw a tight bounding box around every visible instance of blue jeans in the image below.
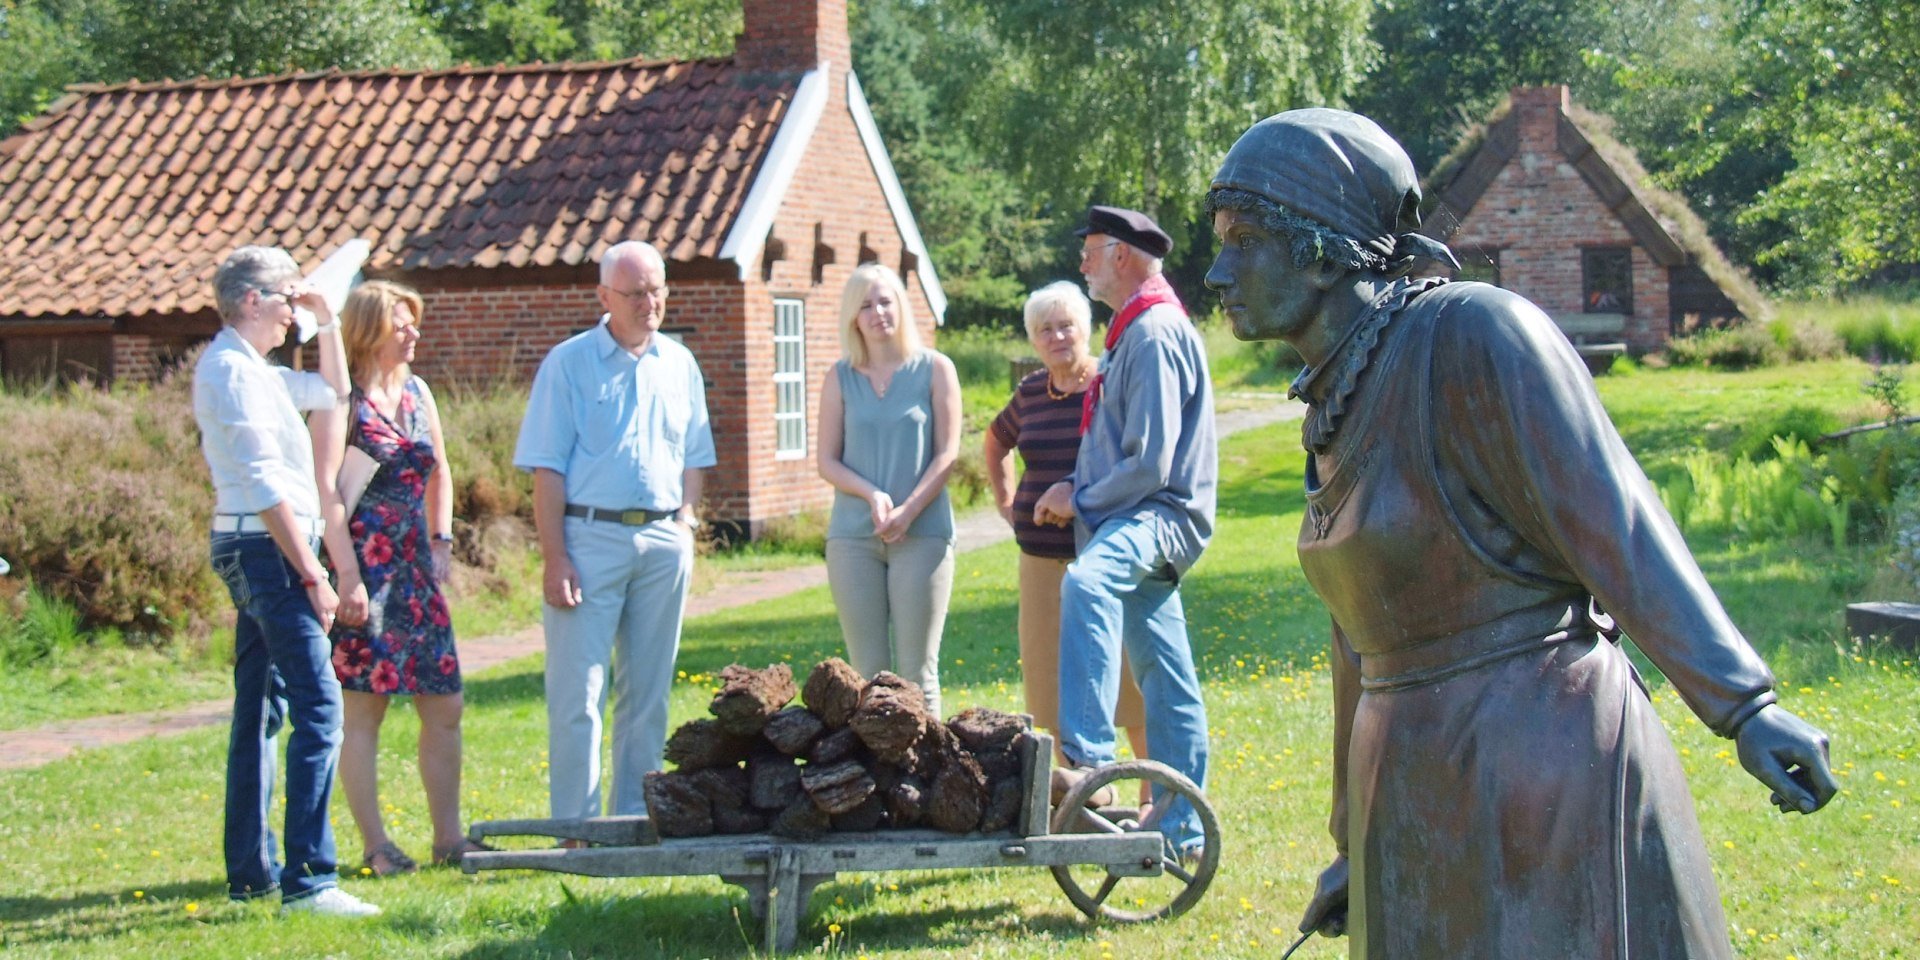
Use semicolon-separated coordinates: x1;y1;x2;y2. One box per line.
1057;514;1211;852
210;532;343;902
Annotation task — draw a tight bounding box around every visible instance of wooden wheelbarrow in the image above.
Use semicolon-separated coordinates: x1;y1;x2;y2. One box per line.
462;734;1221;953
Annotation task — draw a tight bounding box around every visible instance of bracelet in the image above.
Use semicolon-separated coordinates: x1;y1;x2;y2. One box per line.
312;321;338;333
432;533;454;543
301;577;319;587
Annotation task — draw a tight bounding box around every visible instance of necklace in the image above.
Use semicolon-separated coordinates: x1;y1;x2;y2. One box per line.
1046;361;1095;401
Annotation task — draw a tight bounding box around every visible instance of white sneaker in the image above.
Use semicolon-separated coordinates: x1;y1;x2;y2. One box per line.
281;887;382;918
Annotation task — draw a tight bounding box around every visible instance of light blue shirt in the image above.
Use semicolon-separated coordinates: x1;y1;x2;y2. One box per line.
513;317;717;511
192;326;339;519
1072;301;1218;577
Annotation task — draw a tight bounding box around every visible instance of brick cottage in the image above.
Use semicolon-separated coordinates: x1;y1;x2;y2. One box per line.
1421;85;1766;356
0;0;946;536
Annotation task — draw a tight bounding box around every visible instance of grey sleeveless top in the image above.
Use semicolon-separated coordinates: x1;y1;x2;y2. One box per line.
827;350;955;541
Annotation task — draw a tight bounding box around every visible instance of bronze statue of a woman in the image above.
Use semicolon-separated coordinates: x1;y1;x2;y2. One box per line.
1202;109;1837;958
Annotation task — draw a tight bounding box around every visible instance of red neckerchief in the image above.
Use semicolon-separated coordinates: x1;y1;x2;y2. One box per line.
1081;273;1183;434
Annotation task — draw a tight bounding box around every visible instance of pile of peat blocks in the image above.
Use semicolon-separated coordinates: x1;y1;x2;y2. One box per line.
642;658;1033;839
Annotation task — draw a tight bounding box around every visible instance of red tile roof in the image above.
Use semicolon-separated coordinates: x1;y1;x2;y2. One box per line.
0;57;798;321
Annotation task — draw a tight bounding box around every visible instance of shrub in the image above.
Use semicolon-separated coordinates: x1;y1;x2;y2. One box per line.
1732;405;1841;462
436;380;534;528
1765;316;1846;362
1663;326;1784;369
0;367;221;637
1658;437;1847;549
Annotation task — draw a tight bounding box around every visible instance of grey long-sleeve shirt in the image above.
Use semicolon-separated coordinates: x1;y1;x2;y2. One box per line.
1071;300;1218;577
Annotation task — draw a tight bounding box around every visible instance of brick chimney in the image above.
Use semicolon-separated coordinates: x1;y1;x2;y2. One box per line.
1509;84;1571;152
736;0;850;73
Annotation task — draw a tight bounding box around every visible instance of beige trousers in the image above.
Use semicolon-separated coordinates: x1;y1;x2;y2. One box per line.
1019;552;1145;736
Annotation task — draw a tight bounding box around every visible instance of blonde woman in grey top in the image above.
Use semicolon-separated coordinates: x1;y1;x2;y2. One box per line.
816;263;961;714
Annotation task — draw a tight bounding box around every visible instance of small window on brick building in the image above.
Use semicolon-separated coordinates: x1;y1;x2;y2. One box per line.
1457;249;1501;287
772;298;807;459
1582;247;1633;314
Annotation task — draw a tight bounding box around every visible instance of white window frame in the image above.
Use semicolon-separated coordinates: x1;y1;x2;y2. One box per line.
772;298;807;459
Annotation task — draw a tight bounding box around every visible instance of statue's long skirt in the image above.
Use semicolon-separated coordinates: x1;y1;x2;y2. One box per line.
1347;635;1735;959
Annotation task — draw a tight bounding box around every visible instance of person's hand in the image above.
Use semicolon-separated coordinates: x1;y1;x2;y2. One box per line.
335;571;370;627
1033;481;1075;527
304;573;340;631
868;490;895;532
1298;855;1350;938
997;501;1016;527
430;540;453;584
1735;703;1838;814
876;506;914;544
287;283;335;328
544;554;584;608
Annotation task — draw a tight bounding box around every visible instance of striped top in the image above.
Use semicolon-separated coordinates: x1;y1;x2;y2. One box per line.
988;369;1086;559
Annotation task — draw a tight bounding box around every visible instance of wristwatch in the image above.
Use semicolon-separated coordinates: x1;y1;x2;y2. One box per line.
432;532;454;543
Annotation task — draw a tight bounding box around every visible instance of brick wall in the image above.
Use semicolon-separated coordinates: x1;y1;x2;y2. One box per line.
735;61;942;532
111;334;158;382
1446;86;1672;351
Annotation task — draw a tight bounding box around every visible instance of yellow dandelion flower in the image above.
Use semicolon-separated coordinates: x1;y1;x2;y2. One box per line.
185;902;199;913
828;923;842;934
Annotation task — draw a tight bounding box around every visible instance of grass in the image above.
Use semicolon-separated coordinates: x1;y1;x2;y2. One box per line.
1;419;1915;959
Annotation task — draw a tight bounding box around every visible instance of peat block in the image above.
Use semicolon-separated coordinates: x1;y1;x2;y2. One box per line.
746;753;804;811
803;658;865;729
801;759;876;816
710;664;798;736
663;718;756;771
643;770;712;837
762;706;826;755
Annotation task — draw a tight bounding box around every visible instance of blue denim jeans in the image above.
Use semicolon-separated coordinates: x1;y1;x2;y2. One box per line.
1057;514;1211;852
210;532;343;902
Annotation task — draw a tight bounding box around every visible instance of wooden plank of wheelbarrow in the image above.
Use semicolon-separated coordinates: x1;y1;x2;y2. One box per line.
1020;733;1054;838
466;815;656;848
463;829;1164;878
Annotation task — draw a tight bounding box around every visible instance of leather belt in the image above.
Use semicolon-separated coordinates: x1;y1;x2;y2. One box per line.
212;514;324;538
564;504;677;525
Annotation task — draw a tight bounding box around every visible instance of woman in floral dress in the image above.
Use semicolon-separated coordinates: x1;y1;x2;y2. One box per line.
314;280;482;874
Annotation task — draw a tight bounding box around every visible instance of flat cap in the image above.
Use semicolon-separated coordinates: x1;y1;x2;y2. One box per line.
1074;205;1173;259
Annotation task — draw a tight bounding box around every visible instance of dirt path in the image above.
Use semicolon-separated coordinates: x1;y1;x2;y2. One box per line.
0;399;1302;771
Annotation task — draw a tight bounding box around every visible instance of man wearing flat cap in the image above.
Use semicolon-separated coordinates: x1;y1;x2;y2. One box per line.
1033;205;1216;862
1202;108;1836;958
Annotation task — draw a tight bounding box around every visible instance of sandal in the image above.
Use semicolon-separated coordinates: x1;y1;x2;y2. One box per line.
361;840;418;877
431;837;496;867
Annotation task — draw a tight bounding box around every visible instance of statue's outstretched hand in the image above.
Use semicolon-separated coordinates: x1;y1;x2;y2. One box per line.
1735;703;1838;814
1298;855;1350;938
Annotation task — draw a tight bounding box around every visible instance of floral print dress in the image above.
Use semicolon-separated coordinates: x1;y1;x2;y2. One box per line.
330;378;459;695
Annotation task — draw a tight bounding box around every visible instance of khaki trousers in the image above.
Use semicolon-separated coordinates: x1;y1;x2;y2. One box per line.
1019;552;1144;735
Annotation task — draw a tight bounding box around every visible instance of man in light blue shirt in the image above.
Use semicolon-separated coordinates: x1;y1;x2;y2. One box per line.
514;240;716;821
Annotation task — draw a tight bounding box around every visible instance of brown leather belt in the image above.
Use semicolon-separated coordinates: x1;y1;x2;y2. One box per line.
564;504;676;525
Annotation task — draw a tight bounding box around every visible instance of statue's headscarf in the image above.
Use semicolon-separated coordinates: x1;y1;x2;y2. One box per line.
1211;108;1459;271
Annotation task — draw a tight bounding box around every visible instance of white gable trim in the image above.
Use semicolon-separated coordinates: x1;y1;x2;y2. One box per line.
847;72;947;323
719;65;830;280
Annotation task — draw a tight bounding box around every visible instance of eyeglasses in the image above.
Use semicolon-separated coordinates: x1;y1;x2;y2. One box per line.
1077;240;1121;262
604;285;664;301
255;287;292;302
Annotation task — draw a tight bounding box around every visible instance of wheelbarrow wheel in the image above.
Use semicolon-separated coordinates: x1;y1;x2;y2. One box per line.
1048;759;1220;923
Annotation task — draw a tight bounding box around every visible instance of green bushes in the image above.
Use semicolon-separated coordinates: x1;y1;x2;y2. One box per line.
1664;325;1784;369
1658;437;1848;548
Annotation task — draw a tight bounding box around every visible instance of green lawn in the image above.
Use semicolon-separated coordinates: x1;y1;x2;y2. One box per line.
2;412;1914;959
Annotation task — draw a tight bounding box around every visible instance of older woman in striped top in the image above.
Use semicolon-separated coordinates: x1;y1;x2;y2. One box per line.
985;281;1147;764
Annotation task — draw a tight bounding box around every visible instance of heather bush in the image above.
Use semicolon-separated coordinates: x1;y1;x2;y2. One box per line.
435;379;534;528
0;367;220;638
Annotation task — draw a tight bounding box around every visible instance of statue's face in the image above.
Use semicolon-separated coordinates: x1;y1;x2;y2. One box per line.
1205;207;1323;343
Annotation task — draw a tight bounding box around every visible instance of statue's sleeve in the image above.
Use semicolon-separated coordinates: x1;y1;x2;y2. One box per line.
1427;292;1776;736
1328;619;1360;855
